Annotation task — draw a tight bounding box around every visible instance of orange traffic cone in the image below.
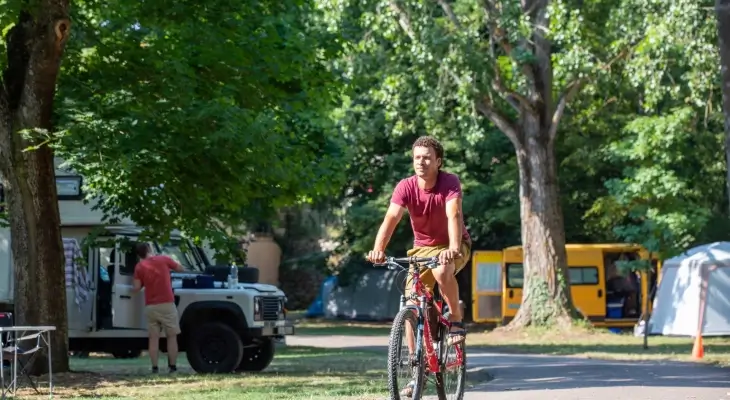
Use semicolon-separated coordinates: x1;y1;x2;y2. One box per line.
692;335;704;359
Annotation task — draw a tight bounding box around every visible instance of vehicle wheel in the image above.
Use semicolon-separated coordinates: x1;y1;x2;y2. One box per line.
111;349;142;359
187;322;244;374
236;338;275;372
238;267;259;284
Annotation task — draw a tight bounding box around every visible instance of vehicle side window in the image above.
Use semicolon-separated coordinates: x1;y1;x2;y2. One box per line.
119;251;139;276
506;264;599;288
506;263;524;288
116;241;140;276
568;267;599;285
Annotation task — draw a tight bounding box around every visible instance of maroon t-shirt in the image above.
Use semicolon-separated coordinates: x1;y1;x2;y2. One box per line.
390;171;471;247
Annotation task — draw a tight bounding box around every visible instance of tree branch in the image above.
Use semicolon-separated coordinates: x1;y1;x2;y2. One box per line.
523;0;552;125
492;68;533;114
388;0;416;40
475;97;522;149
547;79;583;143
435;0;461;30
481;0;537;97
547;47;633;143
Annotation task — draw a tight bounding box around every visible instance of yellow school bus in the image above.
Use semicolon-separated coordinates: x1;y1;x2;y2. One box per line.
471;243;662;328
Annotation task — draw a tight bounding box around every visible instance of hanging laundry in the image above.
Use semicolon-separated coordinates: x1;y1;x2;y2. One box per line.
63;238;93;310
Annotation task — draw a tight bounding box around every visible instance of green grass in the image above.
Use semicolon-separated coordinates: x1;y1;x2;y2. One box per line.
294;318;393;336
18;346;489;399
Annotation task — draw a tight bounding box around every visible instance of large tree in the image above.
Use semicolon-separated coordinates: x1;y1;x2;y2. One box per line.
0;0;72;372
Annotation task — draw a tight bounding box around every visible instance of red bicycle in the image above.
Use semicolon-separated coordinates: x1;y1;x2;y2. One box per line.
373;255;466;400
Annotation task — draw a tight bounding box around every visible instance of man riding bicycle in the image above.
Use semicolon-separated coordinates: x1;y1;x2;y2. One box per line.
367;136;471;395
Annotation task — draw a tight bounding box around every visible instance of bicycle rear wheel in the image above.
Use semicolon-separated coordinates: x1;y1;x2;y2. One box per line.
434;322;466;400
388;307;426;400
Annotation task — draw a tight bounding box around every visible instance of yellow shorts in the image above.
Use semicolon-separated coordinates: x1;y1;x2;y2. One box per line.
404;240;471;296
145;302;181;335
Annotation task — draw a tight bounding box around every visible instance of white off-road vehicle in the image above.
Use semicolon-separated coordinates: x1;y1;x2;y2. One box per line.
64;226;294;373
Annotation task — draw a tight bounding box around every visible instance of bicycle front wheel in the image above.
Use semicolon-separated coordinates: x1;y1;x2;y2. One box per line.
387;307;425;400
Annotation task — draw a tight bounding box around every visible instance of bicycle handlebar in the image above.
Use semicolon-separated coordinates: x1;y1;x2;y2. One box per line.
372;256;440;270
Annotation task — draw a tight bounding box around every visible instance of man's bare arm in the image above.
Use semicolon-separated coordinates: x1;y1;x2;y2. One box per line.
373;203;406;251
166;257;185;272
445;197;463;251
132;279;142;293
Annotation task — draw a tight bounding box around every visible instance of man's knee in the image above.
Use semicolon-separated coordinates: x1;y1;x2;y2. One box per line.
432;261;455;282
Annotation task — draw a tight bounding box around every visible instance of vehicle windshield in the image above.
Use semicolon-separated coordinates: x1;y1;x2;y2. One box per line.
155;240;207;272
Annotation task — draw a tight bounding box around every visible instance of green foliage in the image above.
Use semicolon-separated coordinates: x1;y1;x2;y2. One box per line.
584;0;729;259
41;0;348;255
326;0;729;280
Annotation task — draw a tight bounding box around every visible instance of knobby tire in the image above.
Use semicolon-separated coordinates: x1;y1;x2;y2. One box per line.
388;308;426;400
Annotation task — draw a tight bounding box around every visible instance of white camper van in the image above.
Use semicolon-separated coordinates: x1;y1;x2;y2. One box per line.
0;164;294;374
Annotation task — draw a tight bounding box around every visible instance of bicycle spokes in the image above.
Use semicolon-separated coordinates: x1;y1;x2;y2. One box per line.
388;308;426;399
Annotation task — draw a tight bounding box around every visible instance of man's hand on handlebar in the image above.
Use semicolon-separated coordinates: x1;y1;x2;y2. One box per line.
438;248;462;266
366;250;386;264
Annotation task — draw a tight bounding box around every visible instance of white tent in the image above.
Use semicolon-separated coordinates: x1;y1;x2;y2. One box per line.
647;242;730;337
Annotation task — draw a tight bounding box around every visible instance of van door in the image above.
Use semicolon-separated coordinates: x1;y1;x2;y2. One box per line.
111;237;145;329
568;266;605;319
471;251;503;323
566;249;605;320
503;262;524;321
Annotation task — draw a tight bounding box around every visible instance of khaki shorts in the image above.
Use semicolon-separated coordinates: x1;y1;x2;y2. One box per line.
404;240;471;297
145;302;181;335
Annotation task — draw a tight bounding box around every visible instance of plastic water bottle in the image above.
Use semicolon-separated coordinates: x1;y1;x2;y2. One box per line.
229;263;239;288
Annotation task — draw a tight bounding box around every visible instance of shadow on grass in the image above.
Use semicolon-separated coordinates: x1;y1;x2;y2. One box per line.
15;347;492;399
294;325;393;336
293;317;394;337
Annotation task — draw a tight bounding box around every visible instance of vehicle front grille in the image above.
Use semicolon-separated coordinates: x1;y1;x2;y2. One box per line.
260;297;281;321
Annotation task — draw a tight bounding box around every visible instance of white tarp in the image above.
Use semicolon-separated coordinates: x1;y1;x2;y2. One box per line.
648;242;730;337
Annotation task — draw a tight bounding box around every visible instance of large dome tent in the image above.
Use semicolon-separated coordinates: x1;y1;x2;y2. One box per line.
647;241;730;337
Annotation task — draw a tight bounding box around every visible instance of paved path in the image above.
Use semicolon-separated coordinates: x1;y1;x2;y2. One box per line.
288;335;730;400
462;352;730;400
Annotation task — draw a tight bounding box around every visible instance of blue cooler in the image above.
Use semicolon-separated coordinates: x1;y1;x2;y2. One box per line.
606;302;623;334
607;302;624;319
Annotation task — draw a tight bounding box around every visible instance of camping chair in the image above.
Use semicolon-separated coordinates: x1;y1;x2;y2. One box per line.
1;330;45;397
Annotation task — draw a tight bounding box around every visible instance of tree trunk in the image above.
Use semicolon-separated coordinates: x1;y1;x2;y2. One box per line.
0;4;72;374
505;117;576;329
717;0;730;217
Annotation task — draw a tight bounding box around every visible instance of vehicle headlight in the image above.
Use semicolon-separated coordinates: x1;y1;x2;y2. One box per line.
279;297;286;319
253;296;262;321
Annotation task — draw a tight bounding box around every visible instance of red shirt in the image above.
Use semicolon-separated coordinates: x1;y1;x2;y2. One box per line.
391;171;471;247
133;255;177;305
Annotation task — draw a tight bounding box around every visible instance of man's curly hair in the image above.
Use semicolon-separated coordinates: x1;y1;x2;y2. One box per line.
412;136;444;167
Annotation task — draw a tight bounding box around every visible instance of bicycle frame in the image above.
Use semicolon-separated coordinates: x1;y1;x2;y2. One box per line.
396;259;464;374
